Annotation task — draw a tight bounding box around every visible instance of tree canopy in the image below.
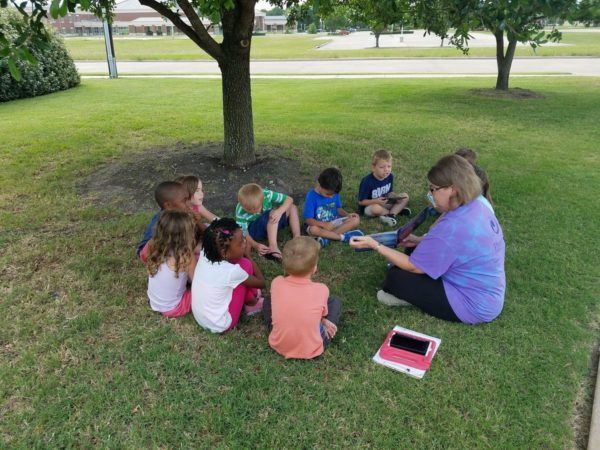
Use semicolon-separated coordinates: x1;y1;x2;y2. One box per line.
417;0;578;89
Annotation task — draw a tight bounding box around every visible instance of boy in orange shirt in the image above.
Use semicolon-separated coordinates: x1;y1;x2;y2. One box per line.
263;236;342;359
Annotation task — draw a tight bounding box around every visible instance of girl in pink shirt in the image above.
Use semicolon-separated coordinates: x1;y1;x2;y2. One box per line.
176;175;219;222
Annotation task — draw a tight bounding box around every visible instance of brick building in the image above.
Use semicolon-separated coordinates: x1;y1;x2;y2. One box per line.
49;0;294;36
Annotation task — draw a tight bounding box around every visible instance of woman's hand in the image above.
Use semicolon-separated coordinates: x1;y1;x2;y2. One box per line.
349;235;378;250
399;234;423;248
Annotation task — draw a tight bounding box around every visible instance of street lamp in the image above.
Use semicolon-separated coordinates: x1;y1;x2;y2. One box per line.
102;9;118;78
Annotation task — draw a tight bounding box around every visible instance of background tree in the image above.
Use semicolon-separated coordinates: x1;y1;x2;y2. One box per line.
569;0;600;26
347;0;406;48
418;0;578;90
264;6;284;16
323;6;351;32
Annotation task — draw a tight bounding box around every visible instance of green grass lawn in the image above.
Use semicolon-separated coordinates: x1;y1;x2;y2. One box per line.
1;77;599;448
64;31;600;60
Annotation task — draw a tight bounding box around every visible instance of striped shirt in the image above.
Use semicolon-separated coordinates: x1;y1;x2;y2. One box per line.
235;188;287;233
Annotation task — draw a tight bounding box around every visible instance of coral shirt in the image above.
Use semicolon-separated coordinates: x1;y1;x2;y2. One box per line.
268;275;329;359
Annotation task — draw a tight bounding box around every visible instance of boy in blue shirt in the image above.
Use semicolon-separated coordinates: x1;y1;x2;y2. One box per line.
358;150;410;227
303;167;364;248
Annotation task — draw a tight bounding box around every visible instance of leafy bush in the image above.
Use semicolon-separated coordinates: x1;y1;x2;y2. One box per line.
307;23;317;34
0;9;80;102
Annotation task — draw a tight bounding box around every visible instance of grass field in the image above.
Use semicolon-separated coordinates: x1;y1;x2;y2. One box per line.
64;31;600;60
1;77;599;448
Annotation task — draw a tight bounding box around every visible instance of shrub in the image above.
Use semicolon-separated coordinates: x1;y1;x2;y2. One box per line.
0;9;80;102
307;23;317;34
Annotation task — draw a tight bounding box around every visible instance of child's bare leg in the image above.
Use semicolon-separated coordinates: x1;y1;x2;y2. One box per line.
286;204;301;238
333;216;360;235
266;220;281;253
366;204;389;217
307;225;345;241
389;196;409;216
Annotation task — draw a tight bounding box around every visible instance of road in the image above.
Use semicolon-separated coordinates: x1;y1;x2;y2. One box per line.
76;57;600;78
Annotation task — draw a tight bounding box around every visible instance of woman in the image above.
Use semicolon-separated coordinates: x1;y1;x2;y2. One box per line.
350;154;505;324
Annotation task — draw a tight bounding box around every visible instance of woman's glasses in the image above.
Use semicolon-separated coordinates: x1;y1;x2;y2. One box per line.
429;185;449;193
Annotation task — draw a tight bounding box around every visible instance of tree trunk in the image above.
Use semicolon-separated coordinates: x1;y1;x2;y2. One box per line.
375;32;380;48
219;2;256;167
132;0;257;167
219;56;255;167
494;30;517;90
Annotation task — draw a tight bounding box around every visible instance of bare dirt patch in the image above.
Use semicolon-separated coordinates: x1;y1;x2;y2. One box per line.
80;142;316;216
470;88;545;100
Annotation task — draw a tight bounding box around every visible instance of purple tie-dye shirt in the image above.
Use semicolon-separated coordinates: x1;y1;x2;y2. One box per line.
409;196;506;324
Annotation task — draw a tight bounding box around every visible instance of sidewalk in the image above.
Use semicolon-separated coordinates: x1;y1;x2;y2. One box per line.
76;57;600;77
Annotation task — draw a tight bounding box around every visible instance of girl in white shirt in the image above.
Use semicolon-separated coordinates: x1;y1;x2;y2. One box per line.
146;210;198;317
192;218;265;333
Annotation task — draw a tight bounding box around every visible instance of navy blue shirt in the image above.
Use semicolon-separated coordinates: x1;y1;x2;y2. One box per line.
357;173;394;214
137;211;160;256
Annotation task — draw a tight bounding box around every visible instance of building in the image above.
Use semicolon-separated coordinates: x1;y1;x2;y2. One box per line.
49;0;295;36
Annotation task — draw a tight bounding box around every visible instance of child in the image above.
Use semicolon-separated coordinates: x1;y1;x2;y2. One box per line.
146;210;197;317
358;149;410;227
137;181;191;262
303;167;363;248
175;175;219;223
191;218;266;333
235;183;301;262
455;148;492;204
263;236;342;359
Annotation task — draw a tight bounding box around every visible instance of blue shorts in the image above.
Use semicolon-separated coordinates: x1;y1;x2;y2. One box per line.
248;209;288;241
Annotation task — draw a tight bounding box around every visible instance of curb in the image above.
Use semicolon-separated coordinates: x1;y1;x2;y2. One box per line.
588;345;600;450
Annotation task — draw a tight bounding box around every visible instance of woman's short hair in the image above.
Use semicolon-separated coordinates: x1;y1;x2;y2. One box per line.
282;237;320;276
428;154;481;206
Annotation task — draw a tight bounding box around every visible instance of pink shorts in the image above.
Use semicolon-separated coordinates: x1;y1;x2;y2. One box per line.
139;241;150;263
162;289;192;318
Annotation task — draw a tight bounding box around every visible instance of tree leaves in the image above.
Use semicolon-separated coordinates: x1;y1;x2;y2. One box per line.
49;0;60;19
7;56;20;80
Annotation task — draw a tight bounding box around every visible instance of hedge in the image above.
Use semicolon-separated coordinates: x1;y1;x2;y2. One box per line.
0;9;80;102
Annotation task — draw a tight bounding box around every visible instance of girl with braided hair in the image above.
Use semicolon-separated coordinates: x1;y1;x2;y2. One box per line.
146;210;198;318
192;218;266;333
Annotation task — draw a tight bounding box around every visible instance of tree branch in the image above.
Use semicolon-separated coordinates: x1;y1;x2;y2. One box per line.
138;0;222;61
176;0;223;61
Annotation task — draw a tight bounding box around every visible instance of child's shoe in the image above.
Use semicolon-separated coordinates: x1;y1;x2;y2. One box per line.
379;215;397;226
377;290;411;307
399;207;411;217
244;291;264;316
341;229;364;242
317;237;330;248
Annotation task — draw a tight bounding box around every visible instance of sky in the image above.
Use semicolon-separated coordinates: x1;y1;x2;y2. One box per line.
256;1;277;11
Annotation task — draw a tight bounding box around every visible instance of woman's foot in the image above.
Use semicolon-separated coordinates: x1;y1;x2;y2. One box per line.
376;290;411;307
